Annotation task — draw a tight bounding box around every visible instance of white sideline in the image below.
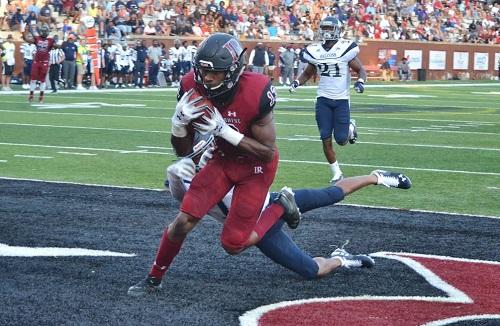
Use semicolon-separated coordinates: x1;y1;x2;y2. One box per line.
0;176;498;219
2;122;498;138
0;82;499;96
14;154;53;159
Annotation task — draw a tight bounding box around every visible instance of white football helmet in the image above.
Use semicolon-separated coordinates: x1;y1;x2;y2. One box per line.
319;16;343;42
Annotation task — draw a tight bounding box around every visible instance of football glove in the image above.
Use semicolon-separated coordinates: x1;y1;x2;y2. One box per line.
354;79;365;93
171;89;206;137
289;80;300;93
197;146;215;170
167;157;196;181
192;107;244;146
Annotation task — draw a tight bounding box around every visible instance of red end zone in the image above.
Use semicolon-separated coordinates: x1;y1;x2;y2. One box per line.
240;252;500;326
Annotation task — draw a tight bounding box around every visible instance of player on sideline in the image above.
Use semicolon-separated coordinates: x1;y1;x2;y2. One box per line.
23;24;55;103
129;33;304;294
289;16;367;183
128;136;412;296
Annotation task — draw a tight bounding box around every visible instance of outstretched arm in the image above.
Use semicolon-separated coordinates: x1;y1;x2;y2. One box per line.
349;57;367;81
22;26;35;44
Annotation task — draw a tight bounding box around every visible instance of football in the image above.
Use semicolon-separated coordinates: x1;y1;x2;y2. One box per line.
188;89;214;125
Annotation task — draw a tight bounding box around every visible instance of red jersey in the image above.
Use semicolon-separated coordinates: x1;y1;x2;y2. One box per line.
33;36;55;63
180;71;277;160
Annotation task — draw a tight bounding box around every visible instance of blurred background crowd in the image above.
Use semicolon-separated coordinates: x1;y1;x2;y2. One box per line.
0;0;499;44
0;0;499;91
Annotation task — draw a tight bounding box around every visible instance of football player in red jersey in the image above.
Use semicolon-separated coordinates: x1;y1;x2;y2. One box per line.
23;24;55;103
129;33;302;295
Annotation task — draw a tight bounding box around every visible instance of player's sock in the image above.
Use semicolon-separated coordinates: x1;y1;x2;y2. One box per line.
253;203;284;239
148;227;184;280
293;186;345;214
30;81;37;92
39;91;44;102
29;90;34;101
256;220;319;279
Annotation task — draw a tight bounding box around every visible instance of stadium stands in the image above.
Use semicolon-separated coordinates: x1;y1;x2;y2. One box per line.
1;0;498;44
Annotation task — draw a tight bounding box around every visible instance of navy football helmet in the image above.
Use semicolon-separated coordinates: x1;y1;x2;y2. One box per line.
39;24;50;38
193;33;246;98
319;16;342;42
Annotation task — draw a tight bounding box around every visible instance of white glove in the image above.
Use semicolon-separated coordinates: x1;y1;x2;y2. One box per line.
197;146;215;170
171;89;206;137
289;80;299;93
167;157;196;181
192;107;244;146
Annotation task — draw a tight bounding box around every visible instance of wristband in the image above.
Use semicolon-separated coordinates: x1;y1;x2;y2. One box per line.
220;127;244;146
171;124;187;137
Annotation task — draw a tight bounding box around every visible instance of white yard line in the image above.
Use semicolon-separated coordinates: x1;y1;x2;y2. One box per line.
1;142;497;176
2;142;173;156
487;186;500;190
57;151;97;156
2;122;497;138
277;137;500;152
1;176;497;219
279;159;500;176
14;154;53;159
1;109;498;126
0;160;7;163
136;145;172;150
0;109;168;120
0;122;169;134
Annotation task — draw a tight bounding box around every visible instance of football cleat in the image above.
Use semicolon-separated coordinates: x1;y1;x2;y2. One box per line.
127;276;163;297
371;170;412;189
274;186;301;229
330;248;375;269
348;119;357;144
330;174;343;183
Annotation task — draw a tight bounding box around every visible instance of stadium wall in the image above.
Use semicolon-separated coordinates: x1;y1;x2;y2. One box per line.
10;37;500;81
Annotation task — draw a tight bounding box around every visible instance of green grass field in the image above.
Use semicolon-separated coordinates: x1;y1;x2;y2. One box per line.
1;81;499;217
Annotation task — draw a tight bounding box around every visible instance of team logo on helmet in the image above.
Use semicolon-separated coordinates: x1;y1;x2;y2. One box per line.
223;38;243;64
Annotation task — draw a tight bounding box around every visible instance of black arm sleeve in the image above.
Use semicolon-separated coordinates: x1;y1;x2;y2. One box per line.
256;81;277;120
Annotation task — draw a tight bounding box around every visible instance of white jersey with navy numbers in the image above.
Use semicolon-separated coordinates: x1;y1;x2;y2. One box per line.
21;43;37;60
169;47;182;63
303;38;359;100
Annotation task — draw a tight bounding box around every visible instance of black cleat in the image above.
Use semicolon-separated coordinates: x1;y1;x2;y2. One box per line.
274;186;301;229
127;276;163;297
330;248;375;268
371;170;412;189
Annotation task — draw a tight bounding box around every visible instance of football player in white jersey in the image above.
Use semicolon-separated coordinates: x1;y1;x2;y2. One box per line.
115;43;134;88
127;134;412;296
169;39;182;87
20;42;37;89
290;16;367;183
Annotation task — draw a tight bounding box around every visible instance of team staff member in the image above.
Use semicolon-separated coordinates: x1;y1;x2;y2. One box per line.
61;34;77;89
48;45;65;93
134;40;147;88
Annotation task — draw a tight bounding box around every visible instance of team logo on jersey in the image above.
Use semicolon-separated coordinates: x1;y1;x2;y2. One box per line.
227;111;237;117
254;166;263;174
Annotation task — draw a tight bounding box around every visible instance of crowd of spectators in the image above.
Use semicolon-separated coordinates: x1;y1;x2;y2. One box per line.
0;0;498;44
